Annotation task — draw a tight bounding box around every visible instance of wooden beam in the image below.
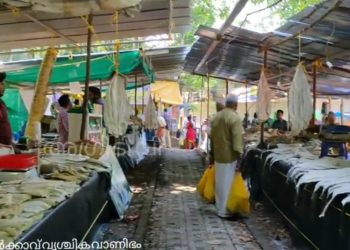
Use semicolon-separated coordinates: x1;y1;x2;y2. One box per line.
194;0;248;73
22;12;77;45
80;14;93;141
226;79;229;96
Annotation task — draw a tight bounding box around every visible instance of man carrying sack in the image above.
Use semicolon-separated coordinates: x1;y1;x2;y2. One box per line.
210;94;244;218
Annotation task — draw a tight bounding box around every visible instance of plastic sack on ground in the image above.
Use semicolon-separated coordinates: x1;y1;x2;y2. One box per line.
227;172;250;215
197;165;215;203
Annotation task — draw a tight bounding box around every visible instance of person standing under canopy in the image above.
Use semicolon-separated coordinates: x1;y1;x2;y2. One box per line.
272;109;288;133
0;72;13;147
88;86;105;106
57;95;72;151
185;115;197;150
211;94;244;218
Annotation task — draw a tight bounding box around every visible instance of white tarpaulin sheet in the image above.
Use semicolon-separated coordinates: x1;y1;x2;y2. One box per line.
256;70;272;121
288;63;313;135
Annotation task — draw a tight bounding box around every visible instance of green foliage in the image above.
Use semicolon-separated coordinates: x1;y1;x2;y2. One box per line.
180;0;231;45
250;0;323;19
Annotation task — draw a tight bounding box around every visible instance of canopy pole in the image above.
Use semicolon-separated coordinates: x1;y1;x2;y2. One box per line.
312;63;317;125
134;74;138;115
207;76;210;121
226;79;229;96
341;98;344;125
245;80;248;116
260;50;268;145
200;76;203;128
80;14;93;141
142;85;145;114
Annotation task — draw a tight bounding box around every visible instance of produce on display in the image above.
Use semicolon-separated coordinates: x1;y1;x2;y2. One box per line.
288;63;313;135
261;143;350;218
256;70;272;121
104;75;131;137
0;179;79;243
25;47;58;141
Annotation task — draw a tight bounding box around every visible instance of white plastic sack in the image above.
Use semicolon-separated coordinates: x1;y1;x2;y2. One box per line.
288;63;313;135
104;75;130;137
256;70;272;121
144;95;158;129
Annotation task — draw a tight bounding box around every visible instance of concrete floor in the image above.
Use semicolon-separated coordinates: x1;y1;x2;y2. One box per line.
99;148;300;250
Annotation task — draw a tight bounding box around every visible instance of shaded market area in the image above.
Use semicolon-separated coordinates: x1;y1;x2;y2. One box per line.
1;0;350;249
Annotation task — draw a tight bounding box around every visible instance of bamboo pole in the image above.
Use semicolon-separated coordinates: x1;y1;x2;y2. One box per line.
80;14;93;141
26;47;58;142
245;80;248;115
260;50;268;144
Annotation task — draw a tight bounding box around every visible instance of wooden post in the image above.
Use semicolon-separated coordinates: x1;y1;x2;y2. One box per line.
226;79;229;96
260;49;268;145
312;63;317;125
142;84;145;114
80;14;93;141
207;75;210;120
245;80;248;115
134;74;138;115
341;98;344;125
200;76;203;127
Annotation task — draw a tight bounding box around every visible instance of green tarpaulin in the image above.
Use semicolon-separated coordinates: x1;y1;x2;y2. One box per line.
2;89;28;134
5;51;154;85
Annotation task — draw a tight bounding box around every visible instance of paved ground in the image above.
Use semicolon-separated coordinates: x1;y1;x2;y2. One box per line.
99;148;303;250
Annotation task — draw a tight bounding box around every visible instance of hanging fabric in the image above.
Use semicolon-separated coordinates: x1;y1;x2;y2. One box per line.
104;75;130;137
256;69;272;121
288;63;313;135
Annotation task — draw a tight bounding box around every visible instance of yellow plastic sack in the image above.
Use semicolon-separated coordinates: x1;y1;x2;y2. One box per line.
197;165;215;203
226;172;250;215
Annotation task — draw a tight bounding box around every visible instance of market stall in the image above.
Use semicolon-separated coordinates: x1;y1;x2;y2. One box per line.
184;0;350;249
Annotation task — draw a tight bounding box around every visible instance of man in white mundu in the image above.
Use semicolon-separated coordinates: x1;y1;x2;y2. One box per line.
210;94;243;218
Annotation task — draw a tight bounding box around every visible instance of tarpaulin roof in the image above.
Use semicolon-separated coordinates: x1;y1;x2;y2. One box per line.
5;50;154;85
151;80;183;105
185;0;350;96
0;0;191;50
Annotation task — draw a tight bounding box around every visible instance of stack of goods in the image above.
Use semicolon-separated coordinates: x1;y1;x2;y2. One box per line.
263;144;350;217
40;154;109;183
0;179;79;243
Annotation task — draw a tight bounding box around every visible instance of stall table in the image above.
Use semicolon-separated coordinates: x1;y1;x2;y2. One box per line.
19;172;116;244
244;148;350;250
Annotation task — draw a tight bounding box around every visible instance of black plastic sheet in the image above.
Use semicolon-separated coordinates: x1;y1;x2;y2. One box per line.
244;148;350;250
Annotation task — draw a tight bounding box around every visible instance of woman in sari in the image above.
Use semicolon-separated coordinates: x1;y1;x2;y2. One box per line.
185;115;196;149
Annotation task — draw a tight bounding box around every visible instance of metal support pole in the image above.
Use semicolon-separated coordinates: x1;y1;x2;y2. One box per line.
341;98;344;125
245;80;248;115
80;14;93;141
226;79;229;96
207;76;210;120
142;84;145;114
260;50;268;145
312;63;317;125
134;74;138;115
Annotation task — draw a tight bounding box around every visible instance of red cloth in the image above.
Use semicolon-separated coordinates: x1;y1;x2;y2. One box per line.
186;121;196;141
0;100;12;145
